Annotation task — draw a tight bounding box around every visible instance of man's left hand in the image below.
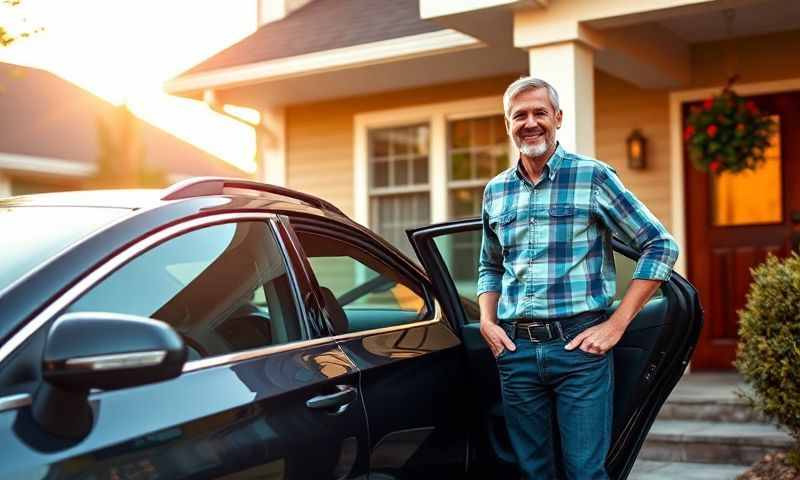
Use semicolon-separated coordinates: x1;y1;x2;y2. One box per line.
564;318;625;355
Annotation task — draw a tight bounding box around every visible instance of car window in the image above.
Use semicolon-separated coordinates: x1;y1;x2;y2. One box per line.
432;228;663;323
66;221;302;359
294;231;429;334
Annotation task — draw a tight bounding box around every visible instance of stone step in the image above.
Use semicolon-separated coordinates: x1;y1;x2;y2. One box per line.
657;396;765;423
629;460;748;480
639;419;793;466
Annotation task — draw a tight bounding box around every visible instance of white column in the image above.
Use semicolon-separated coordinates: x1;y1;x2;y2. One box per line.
260;107;286;186
527;41;595;157
429;113;448;223
0;173;11;198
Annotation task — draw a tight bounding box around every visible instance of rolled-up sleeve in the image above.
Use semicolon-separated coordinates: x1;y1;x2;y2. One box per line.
592;165;679;282
476;186;503;297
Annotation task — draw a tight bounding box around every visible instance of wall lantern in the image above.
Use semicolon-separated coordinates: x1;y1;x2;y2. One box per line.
626;129;647;170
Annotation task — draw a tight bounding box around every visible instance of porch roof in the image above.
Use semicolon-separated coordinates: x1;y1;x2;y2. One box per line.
165;0;528;107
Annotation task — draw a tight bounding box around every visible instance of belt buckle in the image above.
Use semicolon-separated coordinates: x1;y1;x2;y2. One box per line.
525;322;551;343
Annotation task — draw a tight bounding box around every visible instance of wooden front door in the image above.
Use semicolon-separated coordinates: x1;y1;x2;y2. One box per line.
685;91;800;370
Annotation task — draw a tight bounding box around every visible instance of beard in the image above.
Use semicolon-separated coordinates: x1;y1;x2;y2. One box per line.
514;134;550;158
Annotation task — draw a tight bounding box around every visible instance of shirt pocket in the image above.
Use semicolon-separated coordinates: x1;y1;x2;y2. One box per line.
489;211;517;249
536;204;591;242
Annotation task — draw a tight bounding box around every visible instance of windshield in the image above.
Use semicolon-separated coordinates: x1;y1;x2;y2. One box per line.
0;206;130;294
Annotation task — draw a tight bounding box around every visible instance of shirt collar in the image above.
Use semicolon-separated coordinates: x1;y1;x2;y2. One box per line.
513;142;565;183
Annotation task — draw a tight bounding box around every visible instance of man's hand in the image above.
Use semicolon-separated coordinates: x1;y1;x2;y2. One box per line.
564;318;625;355
480;321;516;358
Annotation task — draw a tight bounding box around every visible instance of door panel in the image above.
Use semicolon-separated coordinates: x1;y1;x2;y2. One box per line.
336;321;468;478
285;218;471;478
1;344;369;479
685;91;800;369
407;219;702;480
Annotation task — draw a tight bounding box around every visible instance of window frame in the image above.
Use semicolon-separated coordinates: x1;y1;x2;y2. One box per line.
284;215;442;339
354;96;515;230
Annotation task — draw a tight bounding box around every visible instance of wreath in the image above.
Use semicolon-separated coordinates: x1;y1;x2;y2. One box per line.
684;80;777;175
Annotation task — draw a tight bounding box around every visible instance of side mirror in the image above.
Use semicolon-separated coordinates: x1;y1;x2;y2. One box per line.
32;312;187;439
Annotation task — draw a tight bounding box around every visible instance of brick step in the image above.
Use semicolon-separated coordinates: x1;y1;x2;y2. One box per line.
657;396;765;423
629;460;748;480
639;419;793;466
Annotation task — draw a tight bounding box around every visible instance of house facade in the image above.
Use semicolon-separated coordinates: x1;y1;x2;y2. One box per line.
165;0;800;370
0;63;248;197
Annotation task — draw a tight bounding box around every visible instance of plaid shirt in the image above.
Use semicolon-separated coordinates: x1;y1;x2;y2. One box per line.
477;144;679;321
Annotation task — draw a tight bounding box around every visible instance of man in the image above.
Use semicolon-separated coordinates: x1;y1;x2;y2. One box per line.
477;77;679;479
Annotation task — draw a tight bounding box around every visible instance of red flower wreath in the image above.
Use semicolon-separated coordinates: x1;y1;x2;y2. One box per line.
685;82;777;175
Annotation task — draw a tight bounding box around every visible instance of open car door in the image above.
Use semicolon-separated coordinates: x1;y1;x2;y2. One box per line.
407;218;703;480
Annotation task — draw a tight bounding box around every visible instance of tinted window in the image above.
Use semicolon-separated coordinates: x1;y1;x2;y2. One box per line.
67;222;301;359
0;206;128;294
295;231;429;334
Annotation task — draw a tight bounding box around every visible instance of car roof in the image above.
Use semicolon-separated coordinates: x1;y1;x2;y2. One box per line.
0;177;346;217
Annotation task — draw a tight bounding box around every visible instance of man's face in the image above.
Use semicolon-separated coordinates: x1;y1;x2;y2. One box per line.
506;88;562;158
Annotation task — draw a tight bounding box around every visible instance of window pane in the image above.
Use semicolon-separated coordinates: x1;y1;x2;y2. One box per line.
370;193;429;258
370;124;429;190
433;230;481;323
473;117;491;147
67;222;301;358
450;151;471;180
448;114;508;186
394;158;409;186
297;231;429;334
449;187;482;219
372;160;389;188
413;156;428;184
712;116;782;226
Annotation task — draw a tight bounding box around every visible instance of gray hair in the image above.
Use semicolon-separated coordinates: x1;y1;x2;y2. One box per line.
502;77;560;119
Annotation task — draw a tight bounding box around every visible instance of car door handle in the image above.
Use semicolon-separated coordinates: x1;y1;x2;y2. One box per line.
306;385;356;413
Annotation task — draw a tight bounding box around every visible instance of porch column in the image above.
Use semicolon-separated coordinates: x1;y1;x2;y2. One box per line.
260;107;286;186
526;41;595;157
0;173;11;197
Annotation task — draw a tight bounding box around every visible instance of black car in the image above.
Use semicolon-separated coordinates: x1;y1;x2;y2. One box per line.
0;177;702;479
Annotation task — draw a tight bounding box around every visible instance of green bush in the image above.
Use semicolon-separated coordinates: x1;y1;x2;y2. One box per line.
735;253;800;465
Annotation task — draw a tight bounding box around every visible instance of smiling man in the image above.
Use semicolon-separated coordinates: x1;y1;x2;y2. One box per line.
477;77;679;479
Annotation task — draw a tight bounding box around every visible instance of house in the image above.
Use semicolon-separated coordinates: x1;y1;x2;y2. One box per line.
0;62;249;196
165;0;800;370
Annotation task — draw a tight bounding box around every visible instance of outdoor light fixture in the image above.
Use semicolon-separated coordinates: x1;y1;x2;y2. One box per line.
626;129;647;170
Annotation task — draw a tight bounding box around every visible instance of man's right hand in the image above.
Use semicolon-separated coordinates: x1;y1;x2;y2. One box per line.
480;321;516;358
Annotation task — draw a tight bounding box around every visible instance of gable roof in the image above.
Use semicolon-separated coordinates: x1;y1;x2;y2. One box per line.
0;62;248;179
179;0;440;77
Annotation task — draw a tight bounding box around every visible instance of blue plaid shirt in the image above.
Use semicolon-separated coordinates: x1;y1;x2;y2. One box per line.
477;144;679;321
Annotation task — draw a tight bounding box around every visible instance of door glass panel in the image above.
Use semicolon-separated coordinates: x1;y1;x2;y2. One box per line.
67;222;302;358
711;115;782;226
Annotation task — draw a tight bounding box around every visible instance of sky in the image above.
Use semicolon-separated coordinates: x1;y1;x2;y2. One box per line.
0;0;259;172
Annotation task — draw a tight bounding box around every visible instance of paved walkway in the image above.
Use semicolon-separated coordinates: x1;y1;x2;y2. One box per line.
630;460;747;479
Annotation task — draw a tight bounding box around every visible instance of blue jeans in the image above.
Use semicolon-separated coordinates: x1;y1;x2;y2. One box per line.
495;313;614;480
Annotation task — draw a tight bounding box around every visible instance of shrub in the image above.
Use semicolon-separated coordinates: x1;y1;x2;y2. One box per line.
735;253;800;466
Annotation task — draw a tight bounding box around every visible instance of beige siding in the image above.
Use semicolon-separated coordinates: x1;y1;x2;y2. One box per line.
690;30;800;88
286;75;518;216
594;71;672;229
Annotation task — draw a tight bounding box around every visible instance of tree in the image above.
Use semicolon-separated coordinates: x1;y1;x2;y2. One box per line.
87;104;167;189
1;0;42;47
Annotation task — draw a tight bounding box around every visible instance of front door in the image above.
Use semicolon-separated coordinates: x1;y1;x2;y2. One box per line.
685;91;800;370
407;220;702;480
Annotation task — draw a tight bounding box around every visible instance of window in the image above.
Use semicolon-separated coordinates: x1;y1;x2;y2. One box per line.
67;222;301;359
712;115;782;226
448;115;509;219
368;124;430;258
295;230;429;334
